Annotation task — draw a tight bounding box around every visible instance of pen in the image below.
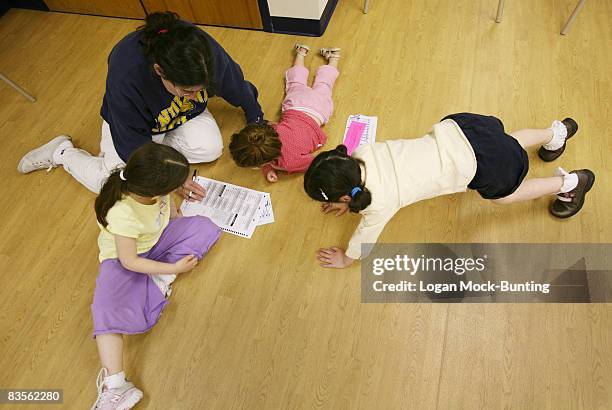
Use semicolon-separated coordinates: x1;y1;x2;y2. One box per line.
188;169;197;199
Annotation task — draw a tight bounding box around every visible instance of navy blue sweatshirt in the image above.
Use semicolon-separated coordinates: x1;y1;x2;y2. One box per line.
100;22;263;161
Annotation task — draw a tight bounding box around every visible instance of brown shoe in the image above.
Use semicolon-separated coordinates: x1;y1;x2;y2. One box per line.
538;118;578;162
550;169;595;218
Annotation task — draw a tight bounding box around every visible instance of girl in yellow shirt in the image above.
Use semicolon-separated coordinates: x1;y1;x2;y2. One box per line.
91;142;220;409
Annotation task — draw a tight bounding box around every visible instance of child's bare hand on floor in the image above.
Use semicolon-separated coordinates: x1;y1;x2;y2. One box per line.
266;169;278;182
317;247;355;269
321;202;349;216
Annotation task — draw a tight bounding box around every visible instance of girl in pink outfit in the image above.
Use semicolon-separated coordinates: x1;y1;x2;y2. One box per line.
229;44;341;182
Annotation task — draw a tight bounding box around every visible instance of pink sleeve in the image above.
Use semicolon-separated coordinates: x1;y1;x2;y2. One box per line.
261;163;274;179
278;152;314;173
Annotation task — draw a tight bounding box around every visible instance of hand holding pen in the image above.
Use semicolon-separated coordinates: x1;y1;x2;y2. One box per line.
179;169;206;202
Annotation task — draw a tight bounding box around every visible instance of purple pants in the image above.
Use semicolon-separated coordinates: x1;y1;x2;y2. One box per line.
281;65;339;124
91;216;221;337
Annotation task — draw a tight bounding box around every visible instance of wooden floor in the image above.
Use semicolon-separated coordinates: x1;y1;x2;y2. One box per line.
1;1;611;409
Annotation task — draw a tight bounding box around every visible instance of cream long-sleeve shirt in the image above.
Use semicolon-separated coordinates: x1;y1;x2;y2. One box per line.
345;119;478;260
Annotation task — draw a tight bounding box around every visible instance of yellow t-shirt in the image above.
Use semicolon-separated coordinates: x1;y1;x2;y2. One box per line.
97;194;171;262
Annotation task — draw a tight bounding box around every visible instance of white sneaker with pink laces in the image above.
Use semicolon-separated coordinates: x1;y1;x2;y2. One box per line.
91;368;143;410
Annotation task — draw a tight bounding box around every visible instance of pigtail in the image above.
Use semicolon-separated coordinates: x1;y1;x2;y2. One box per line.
95;169;127;227
348;185;372;213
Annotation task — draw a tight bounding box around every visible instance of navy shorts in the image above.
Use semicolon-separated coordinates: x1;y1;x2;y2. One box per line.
442;113;529;200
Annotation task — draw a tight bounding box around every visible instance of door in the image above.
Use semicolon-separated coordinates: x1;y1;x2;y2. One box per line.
142;0;263;29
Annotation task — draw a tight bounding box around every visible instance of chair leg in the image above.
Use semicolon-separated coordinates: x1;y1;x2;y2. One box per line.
495;0;506;23
363;0;370;14
561;0;586;35
0;72;36;103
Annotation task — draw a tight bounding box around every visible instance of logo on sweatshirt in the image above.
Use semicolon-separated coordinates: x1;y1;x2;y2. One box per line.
152;90;208;133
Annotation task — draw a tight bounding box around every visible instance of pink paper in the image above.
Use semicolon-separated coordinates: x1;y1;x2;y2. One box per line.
344;121;366;155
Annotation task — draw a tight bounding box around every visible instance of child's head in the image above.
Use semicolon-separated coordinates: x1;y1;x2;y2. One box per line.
229;123;282;168
303;145;372;213
95;142;189;227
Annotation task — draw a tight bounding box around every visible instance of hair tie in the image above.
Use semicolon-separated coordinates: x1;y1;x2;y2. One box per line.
119;170;127;181
350;186;362;199
319;188;329;201
158;28;168;34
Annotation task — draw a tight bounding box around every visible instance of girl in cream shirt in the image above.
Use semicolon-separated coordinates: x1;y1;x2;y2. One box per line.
304;113;594;268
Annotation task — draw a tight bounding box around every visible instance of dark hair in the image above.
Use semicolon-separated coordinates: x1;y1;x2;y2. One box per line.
139;12;215;90
303;145;372;213
229;123;282;167
95;143;189;227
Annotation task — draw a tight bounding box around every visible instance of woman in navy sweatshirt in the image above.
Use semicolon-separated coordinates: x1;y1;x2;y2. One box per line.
18;12;264;200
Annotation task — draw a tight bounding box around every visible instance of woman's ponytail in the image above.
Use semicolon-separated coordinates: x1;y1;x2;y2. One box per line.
140;12;179;58
138;12;214;89
95;169;127;227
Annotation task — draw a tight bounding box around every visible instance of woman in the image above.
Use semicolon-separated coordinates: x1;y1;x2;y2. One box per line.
18;12;264;201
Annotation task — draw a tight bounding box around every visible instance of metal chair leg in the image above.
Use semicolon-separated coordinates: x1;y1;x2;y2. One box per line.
0;72;36;103
561;0;586;35
364;0;370;14
496;0;506;23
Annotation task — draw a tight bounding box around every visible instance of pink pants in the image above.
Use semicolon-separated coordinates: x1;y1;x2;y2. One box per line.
281;65;339;124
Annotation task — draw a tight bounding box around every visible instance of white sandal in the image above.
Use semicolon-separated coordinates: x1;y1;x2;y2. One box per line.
294;43;310;57
320;47;341;60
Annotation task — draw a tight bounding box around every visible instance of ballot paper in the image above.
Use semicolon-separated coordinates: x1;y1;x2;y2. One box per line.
258;193;275;226
343;114;378;155
181;176;272;238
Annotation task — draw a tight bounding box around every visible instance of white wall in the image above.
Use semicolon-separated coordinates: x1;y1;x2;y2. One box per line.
318;0;329;15
267;0;329;19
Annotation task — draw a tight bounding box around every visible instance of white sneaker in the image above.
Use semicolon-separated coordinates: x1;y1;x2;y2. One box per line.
17;135;73;173
91;368;144;410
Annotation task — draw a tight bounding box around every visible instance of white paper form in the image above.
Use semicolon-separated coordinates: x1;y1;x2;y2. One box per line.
343;114;378;150
181;176;268;238
258;194;275;226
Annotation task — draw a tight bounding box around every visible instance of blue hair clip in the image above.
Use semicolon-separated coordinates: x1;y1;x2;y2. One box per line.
350;186;362;199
